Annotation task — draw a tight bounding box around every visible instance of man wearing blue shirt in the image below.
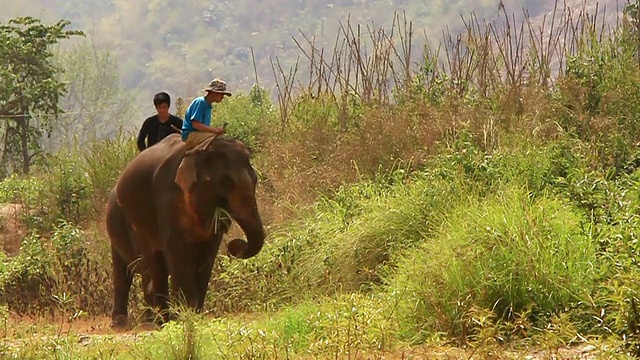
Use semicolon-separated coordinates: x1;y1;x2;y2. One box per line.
182;78;231;149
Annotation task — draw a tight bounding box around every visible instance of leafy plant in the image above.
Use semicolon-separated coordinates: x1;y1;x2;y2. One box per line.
389;185;598;342
0;17;83;174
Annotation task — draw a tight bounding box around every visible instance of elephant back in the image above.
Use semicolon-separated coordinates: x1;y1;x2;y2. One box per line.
115;135;186;231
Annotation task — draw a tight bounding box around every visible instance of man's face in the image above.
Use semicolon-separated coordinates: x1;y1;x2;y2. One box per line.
155;103;170;117
211;92;225;103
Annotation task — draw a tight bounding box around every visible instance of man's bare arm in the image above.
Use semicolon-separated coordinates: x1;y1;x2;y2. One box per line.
191;120;224;134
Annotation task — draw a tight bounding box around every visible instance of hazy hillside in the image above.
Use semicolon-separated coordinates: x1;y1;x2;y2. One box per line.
0;0;624;121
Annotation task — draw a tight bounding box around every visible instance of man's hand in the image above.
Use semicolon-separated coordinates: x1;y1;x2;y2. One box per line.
212;126;225;135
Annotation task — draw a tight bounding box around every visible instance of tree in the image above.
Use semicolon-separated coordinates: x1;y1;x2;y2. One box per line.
0;17;83;175
48;41;136;150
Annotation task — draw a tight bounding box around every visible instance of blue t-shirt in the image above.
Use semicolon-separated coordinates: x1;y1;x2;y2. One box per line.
181;96;212;140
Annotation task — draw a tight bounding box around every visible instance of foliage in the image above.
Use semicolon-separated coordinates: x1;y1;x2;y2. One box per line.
51;40;136;149
0;231;55;315
49;221;112;316
0;17;83;174
552;21;640;170
388;185;598;341
0;130;136;230
0;173;46;205
46;154;92;224
0;222;114;316
82;129;137;203
212;85;277;150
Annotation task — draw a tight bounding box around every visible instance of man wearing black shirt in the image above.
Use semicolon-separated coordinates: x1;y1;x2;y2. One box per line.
137;92;183;151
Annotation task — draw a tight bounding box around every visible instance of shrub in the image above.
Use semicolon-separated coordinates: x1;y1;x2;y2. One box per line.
50;221;112;315
0;232;56;315
47;155;92;226
388;185;598;342
0;174;46;205
552;24;640;170
0;222;113;316
212;86;278;150
83;129;137;204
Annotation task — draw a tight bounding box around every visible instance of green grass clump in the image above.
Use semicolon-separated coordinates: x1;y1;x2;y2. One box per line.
388;185;598;342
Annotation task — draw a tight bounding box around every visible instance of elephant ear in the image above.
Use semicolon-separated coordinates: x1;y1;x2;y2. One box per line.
174;135;221;200
175;154;197;198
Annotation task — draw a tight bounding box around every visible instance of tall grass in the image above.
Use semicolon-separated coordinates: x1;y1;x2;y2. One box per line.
388;185;597;342
83;128;138;204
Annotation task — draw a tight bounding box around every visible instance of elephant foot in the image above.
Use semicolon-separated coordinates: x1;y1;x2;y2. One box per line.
110;314;129;330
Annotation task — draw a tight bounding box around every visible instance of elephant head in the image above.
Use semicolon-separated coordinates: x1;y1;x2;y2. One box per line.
174;137;264;259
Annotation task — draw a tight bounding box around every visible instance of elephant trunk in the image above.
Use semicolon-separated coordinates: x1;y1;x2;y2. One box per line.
226;204;265;259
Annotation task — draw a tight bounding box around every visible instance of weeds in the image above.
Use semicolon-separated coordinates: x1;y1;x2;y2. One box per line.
388;184;598;342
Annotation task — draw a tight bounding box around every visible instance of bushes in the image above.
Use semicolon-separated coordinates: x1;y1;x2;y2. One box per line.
212;86;278;150
45;155;93;225
387;186;598;341
551;23;640;170
0;174;46;205
0;232;56;315
0;131;136;230
0;222;112;316
83;129;138;202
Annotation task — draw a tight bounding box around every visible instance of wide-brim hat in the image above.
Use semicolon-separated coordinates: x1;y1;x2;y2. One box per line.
203;78;232;96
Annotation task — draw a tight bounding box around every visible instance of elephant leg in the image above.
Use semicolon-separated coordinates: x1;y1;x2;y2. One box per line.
150;250;171;321
110;246;133;329
155;200;198;309
140;273;158;324
164;231;199;309
195;238;223;310
139;259;169;325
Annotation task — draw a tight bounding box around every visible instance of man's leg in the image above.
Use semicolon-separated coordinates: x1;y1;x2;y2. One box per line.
184;131;216;150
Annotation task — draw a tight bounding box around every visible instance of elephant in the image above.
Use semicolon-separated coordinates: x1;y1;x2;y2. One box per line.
106;134;265;328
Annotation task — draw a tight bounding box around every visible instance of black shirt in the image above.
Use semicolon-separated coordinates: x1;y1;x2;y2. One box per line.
137;114;183;151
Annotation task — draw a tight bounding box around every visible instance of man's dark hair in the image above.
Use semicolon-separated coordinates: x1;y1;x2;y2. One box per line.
153;92;171;107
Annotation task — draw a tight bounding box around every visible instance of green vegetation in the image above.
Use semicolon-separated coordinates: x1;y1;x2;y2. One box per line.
4;1;640;358
0;17;83;175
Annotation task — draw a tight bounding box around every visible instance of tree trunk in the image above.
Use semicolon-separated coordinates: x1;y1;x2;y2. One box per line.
1;125;9;166
18;115;30;175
